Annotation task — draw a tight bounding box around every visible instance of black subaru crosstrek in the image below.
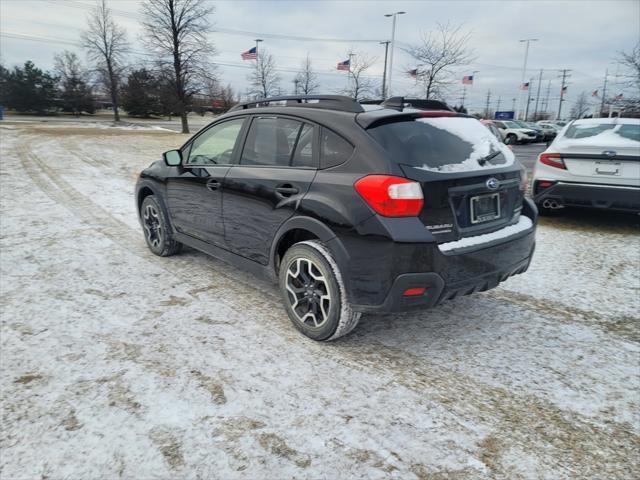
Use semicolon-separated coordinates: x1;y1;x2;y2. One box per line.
136;95;537;341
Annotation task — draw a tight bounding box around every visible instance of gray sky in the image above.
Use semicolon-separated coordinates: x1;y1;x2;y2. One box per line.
1;0;638;115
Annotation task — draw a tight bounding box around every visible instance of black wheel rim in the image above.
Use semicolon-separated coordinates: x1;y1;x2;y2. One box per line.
285;258;331;328
143;204;162;249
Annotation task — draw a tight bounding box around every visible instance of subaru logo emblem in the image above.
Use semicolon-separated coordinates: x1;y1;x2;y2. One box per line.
486;178;499;190
603;150;617;158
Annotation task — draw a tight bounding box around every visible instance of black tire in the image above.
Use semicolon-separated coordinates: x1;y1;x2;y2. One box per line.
505;133;517;145
279;240;361;341
140;195;182;256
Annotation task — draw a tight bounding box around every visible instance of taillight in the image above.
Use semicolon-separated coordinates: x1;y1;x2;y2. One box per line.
354;175;424;217
539;153;566;169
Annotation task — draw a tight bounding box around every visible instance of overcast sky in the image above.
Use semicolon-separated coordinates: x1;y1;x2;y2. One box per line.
1;0;638;115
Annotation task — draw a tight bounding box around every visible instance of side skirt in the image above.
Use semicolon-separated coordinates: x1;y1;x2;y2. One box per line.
174;232;276;282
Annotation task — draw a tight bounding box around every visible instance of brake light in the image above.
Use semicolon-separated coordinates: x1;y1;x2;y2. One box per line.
403;287;427;297
539;153;566;169
354;175;424;217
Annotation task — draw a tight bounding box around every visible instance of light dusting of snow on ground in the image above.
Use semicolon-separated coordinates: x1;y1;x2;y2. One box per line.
1;122;639;479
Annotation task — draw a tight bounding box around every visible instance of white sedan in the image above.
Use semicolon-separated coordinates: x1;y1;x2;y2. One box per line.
532;117;640;213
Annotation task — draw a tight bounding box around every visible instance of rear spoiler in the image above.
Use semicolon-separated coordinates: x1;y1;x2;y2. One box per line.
356;109;473;129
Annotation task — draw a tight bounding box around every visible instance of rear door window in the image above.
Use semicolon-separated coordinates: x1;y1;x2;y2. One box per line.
241;117;302;166
291;123;316;168
367;116;515;172
320;128;353;168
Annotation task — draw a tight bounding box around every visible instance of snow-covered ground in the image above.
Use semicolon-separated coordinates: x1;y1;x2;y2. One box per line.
1;122;639;479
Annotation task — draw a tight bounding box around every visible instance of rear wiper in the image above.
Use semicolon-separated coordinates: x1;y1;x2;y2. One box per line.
478;150;501;165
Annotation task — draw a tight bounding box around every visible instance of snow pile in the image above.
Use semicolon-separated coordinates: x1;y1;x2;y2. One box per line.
438;216;533;252
417;117;515;173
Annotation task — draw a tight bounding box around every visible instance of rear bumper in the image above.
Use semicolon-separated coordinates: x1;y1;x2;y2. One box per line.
334;199;538;313
534;181;640;212
353;239;534;313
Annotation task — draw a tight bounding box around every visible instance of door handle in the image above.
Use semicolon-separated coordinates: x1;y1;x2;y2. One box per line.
275;185;299;197
206;179;221;191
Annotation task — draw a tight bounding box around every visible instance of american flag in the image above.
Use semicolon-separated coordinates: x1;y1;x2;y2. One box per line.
561;86;567;97
520;82;529;91
408;69;418;78
614;93;624;101
241;47;257;60
337;59;350;71
592;89;599;97
462;75;474;85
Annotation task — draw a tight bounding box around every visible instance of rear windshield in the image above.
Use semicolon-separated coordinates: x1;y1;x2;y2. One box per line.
564;123;640;142
368;116;515;172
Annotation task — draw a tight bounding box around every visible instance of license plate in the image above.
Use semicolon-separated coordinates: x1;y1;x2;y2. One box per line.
594;161;621;176
470;193;501;224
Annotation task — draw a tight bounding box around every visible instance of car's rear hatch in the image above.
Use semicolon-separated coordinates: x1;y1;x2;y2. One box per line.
553;121;640;186
364;112;525;243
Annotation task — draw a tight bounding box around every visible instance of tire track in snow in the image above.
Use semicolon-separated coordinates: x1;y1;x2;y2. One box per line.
16;131;640;478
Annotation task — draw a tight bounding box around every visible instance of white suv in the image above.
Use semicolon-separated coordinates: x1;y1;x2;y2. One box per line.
492;120;538;145
532;117;640;213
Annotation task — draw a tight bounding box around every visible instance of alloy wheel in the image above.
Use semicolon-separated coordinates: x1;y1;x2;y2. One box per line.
285;258;331;328
143;204;162;248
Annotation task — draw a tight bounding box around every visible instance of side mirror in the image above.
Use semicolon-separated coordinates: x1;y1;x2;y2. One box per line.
163;149;182;166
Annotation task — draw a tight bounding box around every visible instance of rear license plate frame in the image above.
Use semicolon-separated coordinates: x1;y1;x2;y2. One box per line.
593;160;622;176
470;193;501;224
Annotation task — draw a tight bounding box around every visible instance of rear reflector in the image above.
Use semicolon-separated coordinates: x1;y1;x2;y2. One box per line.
539;181;554;188
403;287;427;297
354;175;424;217
539;153;566;169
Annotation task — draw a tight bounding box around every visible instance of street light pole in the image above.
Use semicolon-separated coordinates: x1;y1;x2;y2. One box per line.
380;41;390;99
533;68;543;120
517;38;538;120
385;11;405;97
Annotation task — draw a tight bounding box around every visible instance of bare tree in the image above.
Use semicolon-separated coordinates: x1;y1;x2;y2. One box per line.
618;42;640;93
341;51;377;100
141;0;216;133
570;91;590;119
248;51;281;98
81;0;128;122
218;84;237;111
404;22;475;99
55;51;95;115
294;54;320;95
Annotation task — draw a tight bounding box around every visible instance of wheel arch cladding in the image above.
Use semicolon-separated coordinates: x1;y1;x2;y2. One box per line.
271;216;341;274
137;185;155;212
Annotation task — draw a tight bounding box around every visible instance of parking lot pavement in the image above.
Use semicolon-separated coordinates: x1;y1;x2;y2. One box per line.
1;123;639;479
512;142;547;173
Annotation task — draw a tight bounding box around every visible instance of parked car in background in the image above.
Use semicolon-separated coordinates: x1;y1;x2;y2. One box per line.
536;123;559;142
532;117;640;214
481;119;505;142
492;120;537;144
513;121;544;142
537;120;568;130
136;95;537;341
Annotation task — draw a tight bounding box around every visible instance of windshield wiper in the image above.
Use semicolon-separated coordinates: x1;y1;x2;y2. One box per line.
478;150;501;165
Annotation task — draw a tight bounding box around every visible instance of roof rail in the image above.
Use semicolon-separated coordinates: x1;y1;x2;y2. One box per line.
229;95;365;113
